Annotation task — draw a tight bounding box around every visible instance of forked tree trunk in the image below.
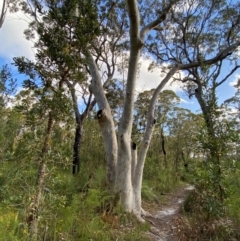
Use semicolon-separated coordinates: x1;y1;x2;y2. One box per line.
85;0;239;220
66;80;95;174
86;0;179;220
27;112;54;241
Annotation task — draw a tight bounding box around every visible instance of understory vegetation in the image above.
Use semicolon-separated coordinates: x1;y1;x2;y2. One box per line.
1;102;240;240
1;0;240;240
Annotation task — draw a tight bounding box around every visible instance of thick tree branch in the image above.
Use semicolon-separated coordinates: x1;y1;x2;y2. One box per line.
179;40;240;70
140;0;180;41
85;50;118;186
119;0;142;134
136;65;179;182
126;0;141;47
215;65;240;88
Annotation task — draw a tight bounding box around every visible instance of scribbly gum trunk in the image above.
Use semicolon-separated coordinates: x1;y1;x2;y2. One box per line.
27;112;54;241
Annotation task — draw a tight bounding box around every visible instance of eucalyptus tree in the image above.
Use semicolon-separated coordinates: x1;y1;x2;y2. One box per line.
83;0;240;220
146;0;240;149
18;0;240;221
144;0;240;202
134;89;180;167
14;1;97;231
0;65;19;160
22;0;100;174
12;59;74;239
22;0;127;175
224;80;240;161
167;108;203;170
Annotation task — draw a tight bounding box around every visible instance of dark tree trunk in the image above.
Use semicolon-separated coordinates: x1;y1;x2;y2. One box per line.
181;150;188;171
66;80;95;174
72;115;82;174
160;127;167;168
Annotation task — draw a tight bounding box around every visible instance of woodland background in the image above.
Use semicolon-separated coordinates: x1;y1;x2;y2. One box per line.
1;0;240;240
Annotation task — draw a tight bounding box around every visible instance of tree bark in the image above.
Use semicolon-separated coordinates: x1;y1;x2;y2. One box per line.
72;115;81;174
67;81;83;174
0;0;7;28
84;0;240;219
85;0;178;219
66;80;95;174
160;127;167;168
28;112;54;241
194;84;224;200
86;52;118;188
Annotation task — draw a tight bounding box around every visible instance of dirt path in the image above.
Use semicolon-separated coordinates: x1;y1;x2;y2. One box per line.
144;184;194;241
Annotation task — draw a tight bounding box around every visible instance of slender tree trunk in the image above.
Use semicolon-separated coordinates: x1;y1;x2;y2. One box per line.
0;0;7;28
86;52;118;188
27;112;54;241
160;127;167;168
72;115;82;174
66;80;95;174
175;146;179;172
195;86;223;200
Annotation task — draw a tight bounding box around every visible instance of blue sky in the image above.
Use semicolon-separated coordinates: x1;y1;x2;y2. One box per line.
0;10;239;113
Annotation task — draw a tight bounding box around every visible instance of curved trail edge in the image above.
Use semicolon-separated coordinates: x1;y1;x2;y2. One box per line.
144;184;195;241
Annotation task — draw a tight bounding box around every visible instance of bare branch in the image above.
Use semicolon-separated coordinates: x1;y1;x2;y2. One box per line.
140;0;180;41
216;65;240;88
179;40;240;70
0;0;7;28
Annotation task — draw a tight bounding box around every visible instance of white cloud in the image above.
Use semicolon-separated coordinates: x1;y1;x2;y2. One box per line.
136;57;185;93
229;74;240;87
0;10;35;61
180;98;194;104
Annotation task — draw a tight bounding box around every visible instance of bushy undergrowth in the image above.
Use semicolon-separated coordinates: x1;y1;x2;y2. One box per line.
178;160;240;241
1;151;240;240
0;160;154;241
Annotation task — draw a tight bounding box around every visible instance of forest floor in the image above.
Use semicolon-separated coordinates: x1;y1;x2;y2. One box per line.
143;184;195;241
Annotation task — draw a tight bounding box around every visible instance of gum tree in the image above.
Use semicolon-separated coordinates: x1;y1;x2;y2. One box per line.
145;0;240;211
84;0;240;220
20;0;240;221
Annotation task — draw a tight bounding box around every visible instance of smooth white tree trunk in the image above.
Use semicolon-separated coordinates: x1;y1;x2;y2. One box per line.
85;0;240;220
